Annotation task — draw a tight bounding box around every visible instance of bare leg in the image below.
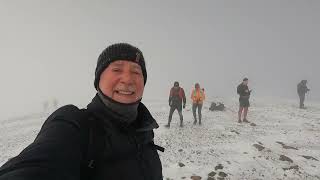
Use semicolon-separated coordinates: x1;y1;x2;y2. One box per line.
238;107;243;122
243;107;249;122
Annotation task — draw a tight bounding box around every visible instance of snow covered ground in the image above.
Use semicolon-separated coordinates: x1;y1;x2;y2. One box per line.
1;98;320;179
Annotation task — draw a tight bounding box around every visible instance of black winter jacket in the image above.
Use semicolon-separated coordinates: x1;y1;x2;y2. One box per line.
0;94;163;180
237;83;251;99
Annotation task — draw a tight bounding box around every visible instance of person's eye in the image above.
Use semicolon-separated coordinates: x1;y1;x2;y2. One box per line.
132;70;142;75
112;68;121;72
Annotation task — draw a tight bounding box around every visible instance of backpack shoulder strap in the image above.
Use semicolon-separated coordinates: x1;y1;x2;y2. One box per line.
79;109;106;180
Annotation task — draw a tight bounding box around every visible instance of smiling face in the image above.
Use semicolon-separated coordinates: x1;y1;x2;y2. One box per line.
98;60;145;104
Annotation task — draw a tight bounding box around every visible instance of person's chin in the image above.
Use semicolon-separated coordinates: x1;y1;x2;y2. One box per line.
114;95;137;104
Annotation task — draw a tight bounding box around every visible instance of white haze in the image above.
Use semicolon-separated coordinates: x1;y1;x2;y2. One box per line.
0;0;319;119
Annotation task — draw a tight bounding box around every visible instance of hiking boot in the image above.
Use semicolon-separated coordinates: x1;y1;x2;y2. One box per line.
165;124;170;128
193;121;197;125
243;119;249;123
180;123;183;127
238;119;242;123
199;122;202;125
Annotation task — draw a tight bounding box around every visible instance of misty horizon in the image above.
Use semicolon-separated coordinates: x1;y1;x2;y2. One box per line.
0;0;319;119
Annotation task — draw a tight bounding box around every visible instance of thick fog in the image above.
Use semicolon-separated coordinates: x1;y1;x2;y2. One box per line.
0;0;319;119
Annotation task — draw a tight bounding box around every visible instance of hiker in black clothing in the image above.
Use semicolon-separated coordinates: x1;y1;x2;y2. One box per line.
297;80;310;109
237;78;251;123
0;43;163;180
165;81;186;128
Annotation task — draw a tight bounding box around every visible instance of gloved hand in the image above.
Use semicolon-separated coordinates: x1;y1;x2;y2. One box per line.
183;104;186;109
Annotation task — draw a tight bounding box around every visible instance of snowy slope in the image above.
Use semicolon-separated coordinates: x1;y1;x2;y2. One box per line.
149;98;320;180
1;98;320;180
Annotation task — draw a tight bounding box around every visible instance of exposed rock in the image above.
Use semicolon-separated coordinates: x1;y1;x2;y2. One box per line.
178;162;185;167
231;130;240;135
279;155;293;163
283;165;299;171
302;155;319;161
208;171;217;177
215;164;224;170
218;172;228;177
276;141;298;150
190;175;202;180
253;144;265;151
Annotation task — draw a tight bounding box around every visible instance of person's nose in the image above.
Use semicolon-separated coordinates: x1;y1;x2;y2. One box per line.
119;70;134;85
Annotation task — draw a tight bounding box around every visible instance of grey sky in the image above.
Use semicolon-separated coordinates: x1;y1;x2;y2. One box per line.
0;0;319;119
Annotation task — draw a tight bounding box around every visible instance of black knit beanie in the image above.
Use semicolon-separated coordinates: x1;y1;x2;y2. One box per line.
94;43;147;89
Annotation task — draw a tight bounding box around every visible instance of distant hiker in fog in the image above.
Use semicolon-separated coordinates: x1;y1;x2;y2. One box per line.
0;43;163;180
191;83;205;125
237;78;251;123
165;81;186;128
42;101;49;113
53;98;58;109
297;80;310;109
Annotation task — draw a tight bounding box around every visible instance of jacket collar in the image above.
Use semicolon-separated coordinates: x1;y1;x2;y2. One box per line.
87;94;159;132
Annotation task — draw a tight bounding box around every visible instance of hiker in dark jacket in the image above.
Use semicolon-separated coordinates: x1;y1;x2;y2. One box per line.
0;43;163;180
165;81;186;128
237;78;251;123
297;80;310;109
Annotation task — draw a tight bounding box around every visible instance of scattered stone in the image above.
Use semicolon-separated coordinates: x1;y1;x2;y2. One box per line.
279;155;293;163
190;175;202;180
179;162;185;167
218;172;228;177
182;177;186;179
231;130;240;135
302;155;319;161
226;161;231;165
250;123;257;126
179;149;183;152
252;168;256;172
217;177;224;180
253;144;265;151
258;141;263;145
243;152;248;154
208;171;217;177
283;165;299;171
276;142;298;150
215;164;224;170
207;177;215;180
